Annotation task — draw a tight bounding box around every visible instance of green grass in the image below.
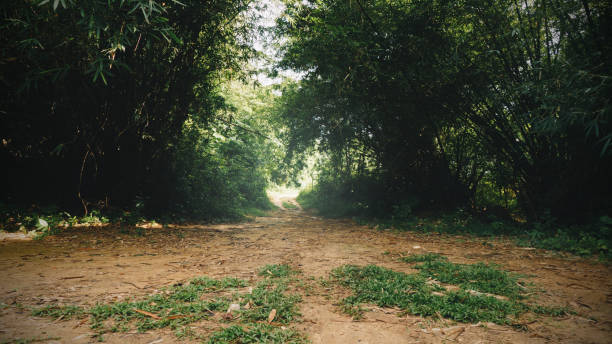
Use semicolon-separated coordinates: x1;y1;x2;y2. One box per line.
403;254;525;299
32;267;307;342
241;279;302;324
400;252;446;263
206;324;306;344
32;275;247;338
31;305;85;319
240;264;303;324
258;264;297;278
331;260;569;325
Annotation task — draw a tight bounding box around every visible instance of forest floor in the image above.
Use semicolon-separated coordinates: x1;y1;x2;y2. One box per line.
0;192;611;344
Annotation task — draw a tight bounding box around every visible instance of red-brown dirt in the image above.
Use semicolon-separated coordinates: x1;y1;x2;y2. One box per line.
1;194;610;343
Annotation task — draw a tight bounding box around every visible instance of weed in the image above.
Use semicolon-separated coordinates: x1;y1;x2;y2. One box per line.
531;305;573;316
400;253;446;263
339;303;366;320
35;276;246;337
32;270;308;343
258;264;297;279
410;257;524;299
31;305;84;319
241;281;302;324
331;264;565;325
206;324;306;344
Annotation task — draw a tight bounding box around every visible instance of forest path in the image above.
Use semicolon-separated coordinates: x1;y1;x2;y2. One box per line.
0;204;610;343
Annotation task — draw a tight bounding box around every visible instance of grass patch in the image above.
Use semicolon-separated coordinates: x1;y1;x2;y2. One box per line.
206;324;306;344
403;254;525;299
33;276;247;338
258;264;297;279
331;262;567;325
31;305;85;320
400;252;446;263
32;266;307;342
241;279;302;324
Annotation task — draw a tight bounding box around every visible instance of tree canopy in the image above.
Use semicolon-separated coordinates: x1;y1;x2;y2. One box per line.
274;0;612;221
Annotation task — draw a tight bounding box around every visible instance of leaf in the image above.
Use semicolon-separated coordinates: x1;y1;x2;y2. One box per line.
226;303;240;314
267;308;277;323
53;0;59;10
166;314;193;319
134;309;160;319
36;218;49;231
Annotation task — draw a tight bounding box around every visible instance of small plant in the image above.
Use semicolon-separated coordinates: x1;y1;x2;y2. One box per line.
31;270;308;342
241;281;302;324
400;252;447;263
413;259;525;299
34;276;249;337
206;324;306;344
331;263;567;325
32;305;84;319
258;264;297;279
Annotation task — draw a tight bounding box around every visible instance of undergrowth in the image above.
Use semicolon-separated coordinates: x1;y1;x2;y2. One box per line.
0;201;274;240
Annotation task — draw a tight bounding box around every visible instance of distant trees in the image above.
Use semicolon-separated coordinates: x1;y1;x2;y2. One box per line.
275;0;612;221
1;0;274;219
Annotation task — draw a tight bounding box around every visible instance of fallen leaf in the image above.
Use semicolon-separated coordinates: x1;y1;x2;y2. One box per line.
447;327;465;340
166;315;192;320
267;309;277;323
134;309;160;319
227;303;240;314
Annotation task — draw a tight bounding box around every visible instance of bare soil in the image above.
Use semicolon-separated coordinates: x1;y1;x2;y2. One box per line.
1;194;610;343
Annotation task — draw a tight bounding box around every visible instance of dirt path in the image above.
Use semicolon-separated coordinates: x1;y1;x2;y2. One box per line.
1;204;611;343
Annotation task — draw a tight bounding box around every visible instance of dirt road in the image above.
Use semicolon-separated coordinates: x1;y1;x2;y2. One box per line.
1;198;610;343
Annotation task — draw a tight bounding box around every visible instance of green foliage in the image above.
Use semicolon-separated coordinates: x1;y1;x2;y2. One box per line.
516;217;612;260
276;0;612;222
33;275;248;336
241;280;302;324
32;270;308;341
206;324;306;344
258;264;297;279
1;0;273;222
331;265;524;324
296;174;392;218
412;258;525;299
400;253;446;264
331;263;566;325
32;305;84;319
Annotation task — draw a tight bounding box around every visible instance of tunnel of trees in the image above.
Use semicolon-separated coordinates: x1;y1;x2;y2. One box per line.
1;0;611;235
